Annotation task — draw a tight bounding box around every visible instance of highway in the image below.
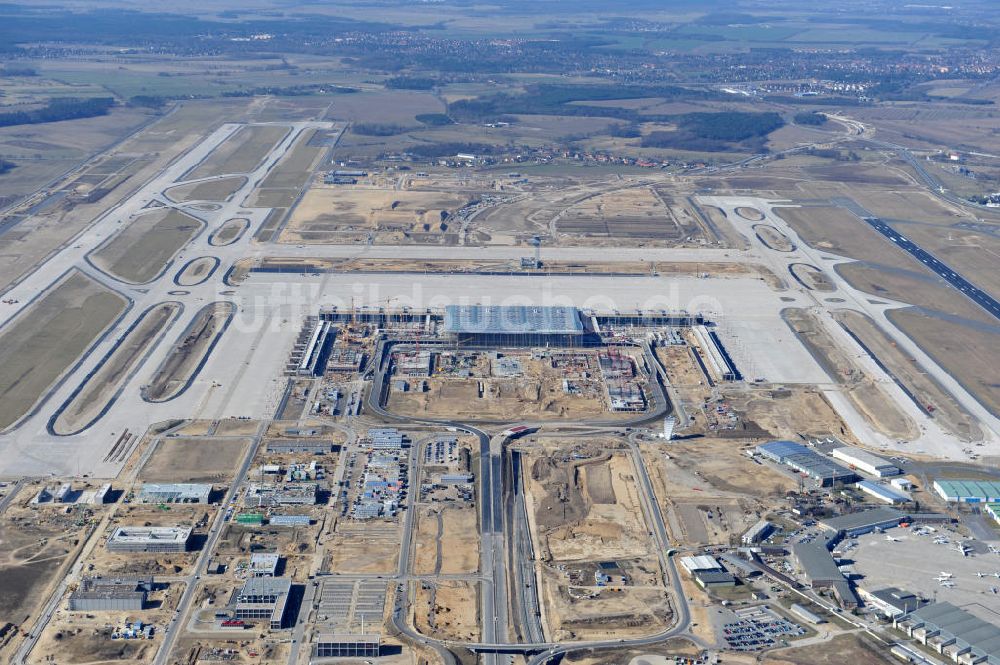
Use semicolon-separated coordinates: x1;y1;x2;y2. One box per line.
508;449;545;644
862;216;1000;321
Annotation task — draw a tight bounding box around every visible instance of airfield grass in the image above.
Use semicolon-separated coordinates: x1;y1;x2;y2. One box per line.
0;271;127;431
53;302;179;435
140;436;249;483
209;218;250;246
92;208;203;284
889;308;1000;418
185;124;289;180
163;176;246;203
245;128;325;208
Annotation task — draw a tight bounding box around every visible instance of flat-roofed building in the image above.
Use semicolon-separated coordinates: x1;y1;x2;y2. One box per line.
755;441;857;487
859;587;926;618
234;577;292;630
138;483;212;504
266;439;331;455
742;519;775;545
315;634;381;658
68;576;153;611
442;304;596;347
249;553;280;577
856;480;910;504
832;447;901;477
680;555;723;574
107;526;192;553
819;507;906;537
245;483;318;507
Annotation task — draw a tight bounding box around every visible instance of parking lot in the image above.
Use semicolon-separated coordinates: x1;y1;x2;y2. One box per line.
719;605;805;650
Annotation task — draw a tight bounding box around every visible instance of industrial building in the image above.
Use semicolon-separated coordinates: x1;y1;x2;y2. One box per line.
269;514;312;527
755;441;858;487
819;507;905;537
314;634;381;658
107;526;192;553
790;540;859;609
245;483;318;507
68;577;153;611
859;587;926;618
741;519;775;545
266;439;331;455
790;604;825;625
366;428;405;450
831;447;901;477
94;483;113;504
933;479;1000;503
894;602;1000;664
856;480;910;504
249;553;280;577
233;577;292;630
137;482;212;504
442;304;597;347
286;317;332;376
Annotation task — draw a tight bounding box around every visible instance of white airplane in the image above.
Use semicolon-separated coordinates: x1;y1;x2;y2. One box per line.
955;544;972;557
988;545;1000;555
937;572;954;578
886;535;900;542
934;575;953;582
978;572;988;578
940;581;956;588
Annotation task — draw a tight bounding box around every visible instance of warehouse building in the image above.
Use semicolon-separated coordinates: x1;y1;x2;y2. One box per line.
741;519;775;545
68;576;153;611
366;428;405;450
442;304;598;347
831;447;901;477
790;540;859;609
233;577;292;630
266;439;331;455
107;526;192;553
755;441;857;487
894;602;1000;664
859;587;926;619
315;634;381;658
819;507;906;537
856;480;910;504
933;479;1000;503
790;604;825;625
269;514;312;527
137;483;212;504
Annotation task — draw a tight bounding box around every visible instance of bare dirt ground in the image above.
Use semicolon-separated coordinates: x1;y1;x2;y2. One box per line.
642;439;787;547
185;124;289;180
327;522;400;574
524;440;671;640
413;505;479;575
789;263;834;292
765;633;895;665
0;270;127;430
140;436;249;483
91;208;203;284
755;224;795;252
413;581;479;642
783;308;917;440
175;257;218;286
209;218;249;246
143;301;235;403
53;301;180;435
280;187;469;243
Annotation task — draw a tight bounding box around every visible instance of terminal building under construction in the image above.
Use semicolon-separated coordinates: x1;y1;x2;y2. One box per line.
319;304;707;349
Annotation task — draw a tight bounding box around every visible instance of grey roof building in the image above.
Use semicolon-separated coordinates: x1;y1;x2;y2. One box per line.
790;539;859;609
107;526;192;553
234;577;292;630
860;587;926;618
68;576;153;611
895;602;1000;664
820;507;905;537
442;305;595;347
138;483;211;504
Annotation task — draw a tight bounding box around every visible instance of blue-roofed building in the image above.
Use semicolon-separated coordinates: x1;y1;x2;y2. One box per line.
755;441;857;487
